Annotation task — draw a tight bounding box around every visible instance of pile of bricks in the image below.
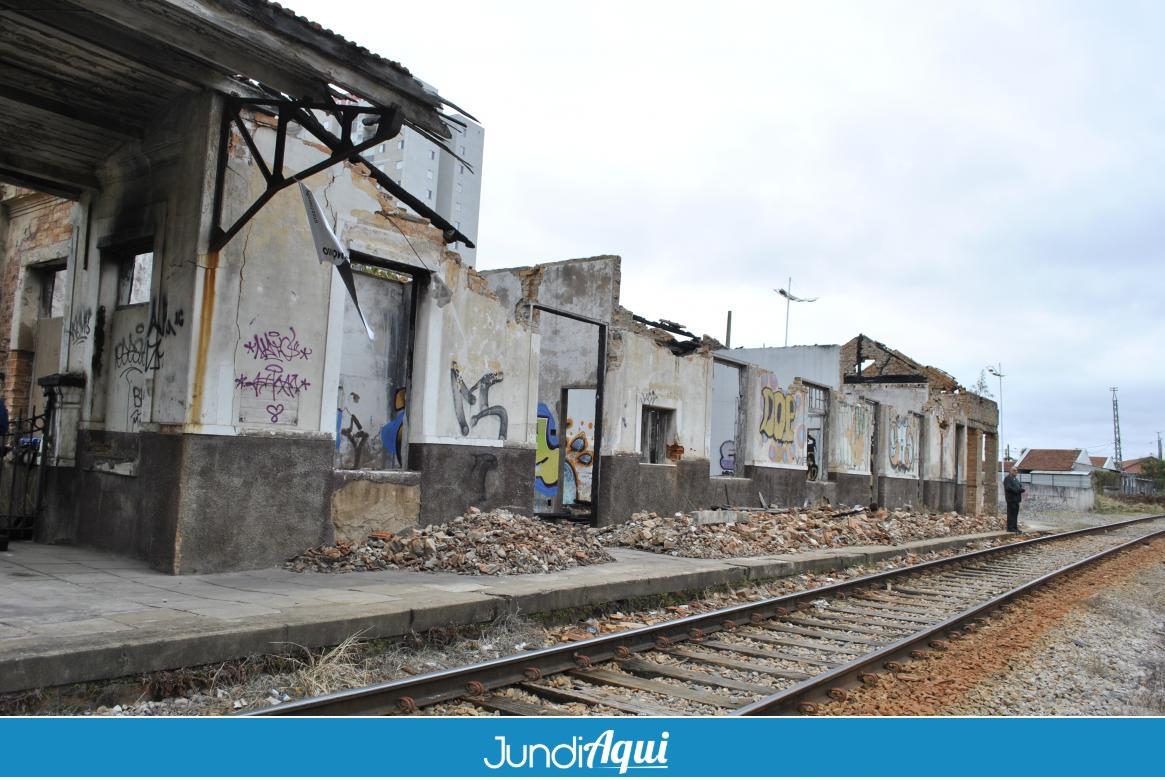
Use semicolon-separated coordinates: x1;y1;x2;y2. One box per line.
597;506;1003;559
286;508;614;575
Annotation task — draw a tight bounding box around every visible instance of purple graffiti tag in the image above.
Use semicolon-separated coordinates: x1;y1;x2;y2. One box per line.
234;363;311;401
244;327;312;363
266;403;285;423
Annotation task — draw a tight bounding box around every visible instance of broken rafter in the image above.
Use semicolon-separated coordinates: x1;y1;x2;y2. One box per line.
209;97;403;253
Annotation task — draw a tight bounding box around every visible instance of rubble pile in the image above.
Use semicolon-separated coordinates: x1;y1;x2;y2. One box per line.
597;505;1003;559
286;508;614;575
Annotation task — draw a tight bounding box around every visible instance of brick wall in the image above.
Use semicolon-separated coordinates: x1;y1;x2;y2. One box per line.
0;185;78;412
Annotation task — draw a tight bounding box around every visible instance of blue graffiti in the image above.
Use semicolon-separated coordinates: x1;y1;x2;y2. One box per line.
380;387;407;468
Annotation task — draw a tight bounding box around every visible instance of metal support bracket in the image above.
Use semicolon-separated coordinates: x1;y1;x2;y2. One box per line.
209;96;474;253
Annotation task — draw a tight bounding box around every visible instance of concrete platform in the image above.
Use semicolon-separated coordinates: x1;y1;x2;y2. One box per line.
0;531;1009;693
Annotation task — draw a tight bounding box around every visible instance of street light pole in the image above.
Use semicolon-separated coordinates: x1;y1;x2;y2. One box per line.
775;281;818;348
784;276;791;347
988;364;1004;481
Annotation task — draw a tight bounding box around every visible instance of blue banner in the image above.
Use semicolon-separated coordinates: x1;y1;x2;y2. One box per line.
3;716;1163;777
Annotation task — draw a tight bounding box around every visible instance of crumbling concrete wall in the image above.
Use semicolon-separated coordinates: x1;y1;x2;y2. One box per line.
481;256;616;512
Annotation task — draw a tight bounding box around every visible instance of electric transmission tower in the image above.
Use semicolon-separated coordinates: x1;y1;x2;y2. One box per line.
1111;387;1123;472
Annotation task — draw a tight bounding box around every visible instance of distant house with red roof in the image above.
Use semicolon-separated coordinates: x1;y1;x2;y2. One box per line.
1015;448;1093;474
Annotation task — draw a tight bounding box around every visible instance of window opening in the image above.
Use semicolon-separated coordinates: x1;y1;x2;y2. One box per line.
116;253;153;307
641;406;672;464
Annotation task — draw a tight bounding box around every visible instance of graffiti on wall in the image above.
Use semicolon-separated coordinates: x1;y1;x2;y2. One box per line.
67;308;91;345
887;411;919;474
831;401;871;474
113;296;184;378
380;387;407;469
450;362;508;439
244;327;312;363
236;325;312;425
534;402;560;497
756;377;806;466
563;416;595;504
719;440;736;474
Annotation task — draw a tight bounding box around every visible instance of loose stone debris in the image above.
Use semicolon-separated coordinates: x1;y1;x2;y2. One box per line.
597;505;1003;558
286;508;613;575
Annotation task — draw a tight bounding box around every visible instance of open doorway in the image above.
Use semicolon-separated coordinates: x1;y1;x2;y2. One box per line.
530;304;606;524
334;255;426;470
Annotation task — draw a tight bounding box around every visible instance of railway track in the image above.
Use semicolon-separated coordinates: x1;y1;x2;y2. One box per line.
254;515;1165;716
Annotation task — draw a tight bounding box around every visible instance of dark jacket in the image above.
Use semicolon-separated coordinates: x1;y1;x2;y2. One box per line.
1003;474;1025;503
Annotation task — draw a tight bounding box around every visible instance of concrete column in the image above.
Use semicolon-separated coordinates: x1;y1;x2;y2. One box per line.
39;373;85;467
983;432;999;516
965;427;982;515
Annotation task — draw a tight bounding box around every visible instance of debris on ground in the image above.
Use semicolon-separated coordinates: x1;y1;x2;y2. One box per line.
596;505;1004;558
285;508;614;575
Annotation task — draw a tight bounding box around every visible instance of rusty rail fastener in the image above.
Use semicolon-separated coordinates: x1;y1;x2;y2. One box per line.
523;667;542;681
613;645;631;659
655;636;672;649
689;628;704;641
466;680;486;696
750;613;764;625
722;620;737;631
574;653;592;668
859;672;880;686
798;701;818;715
828;688;848;702
397;696;417;714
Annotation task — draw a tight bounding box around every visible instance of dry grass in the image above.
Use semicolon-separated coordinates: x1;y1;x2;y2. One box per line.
285;632;374;697
1093;495;1162;515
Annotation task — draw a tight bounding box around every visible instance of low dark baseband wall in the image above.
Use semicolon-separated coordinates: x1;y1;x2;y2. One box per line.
410;442;535;526
37;430;333;574
923;479;958;513
174;433;333;574
878;475;923;510
595;455;711;526
833;473;872;507
38;430;184;571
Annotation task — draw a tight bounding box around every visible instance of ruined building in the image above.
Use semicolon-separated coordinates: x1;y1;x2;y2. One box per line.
0;2;998;574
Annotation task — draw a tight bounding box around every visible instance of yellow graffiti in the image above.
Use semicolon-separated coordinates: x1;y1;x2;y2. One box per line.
759;387;797;442
534;403;560;496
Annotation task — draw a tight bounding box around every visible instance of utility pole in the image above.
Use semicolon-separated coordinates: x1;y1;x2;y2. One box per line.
1157;431;1162;460
725;311;732;349
1111;387;1123;472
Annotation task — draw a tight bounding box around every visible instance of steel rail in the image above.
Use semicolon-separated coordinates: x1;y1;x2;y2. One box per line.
733;523;1165;714
251;514;1164;716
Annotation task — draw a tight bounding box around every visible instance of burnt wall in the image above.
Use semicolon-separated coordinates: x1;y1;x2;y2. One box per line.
411;442;535;526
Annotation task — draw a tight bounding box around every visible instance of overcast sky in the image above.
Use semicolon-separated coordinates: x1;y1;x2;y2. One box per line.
284;0;1163;461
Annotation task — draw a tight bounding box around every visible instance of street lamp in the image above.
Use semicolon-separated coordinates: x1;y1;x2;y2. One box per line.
987;364;1004;481
775;278;818;347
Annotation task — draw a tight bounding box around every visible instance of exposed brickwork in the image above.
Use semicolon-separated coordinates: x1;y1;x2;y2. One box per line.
0;184;78;413
983;432;999;513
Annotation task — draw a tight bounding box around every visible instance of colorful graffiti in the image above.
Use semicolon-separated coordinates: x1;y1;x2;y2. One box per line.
759;387;798;443
563;416;595;504
534;402;561;497
380;387;407;468
888;411;919;474
450;362;508;439
719;440;736;474
831;401;871;474
756;376;806;466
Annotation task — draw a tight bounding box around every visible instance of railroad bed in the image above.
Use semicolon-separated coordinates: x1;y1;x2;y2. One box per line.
254;515;1165;716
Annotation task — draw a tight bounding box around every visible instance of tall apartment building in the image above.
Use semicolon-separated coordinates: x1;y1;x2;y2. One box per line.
361;113;484;266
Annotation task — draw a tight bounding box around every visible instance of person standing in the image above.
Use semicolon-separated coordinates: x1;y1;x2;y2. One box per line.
1003;466;1025;532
